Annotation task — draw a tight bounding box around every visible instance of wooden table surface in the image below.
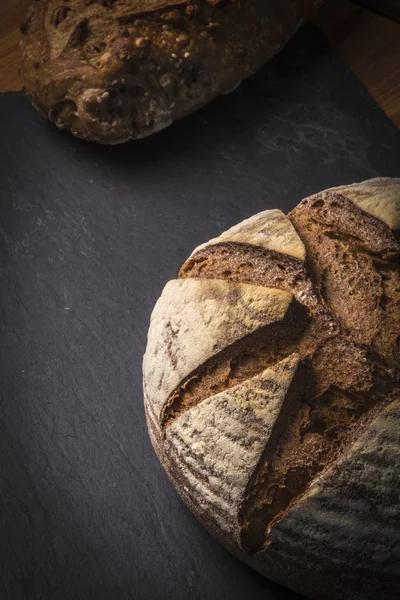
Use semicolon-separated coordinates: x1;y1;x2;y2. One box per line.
1;0;399;127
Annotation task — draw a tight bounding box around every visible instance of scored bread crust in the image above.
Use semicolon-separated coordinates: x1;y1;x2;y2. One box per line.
144;279;298;433
251;396;400;600
165;355;302;545
189;209;307;261
325;177;400;232
143;177;400;600
20;0;319;144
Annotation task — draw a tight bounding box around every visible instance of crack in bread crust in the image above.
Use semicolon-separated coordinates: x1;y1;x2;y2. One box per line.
180;242;317;308
289;192;400;373
142;181;400;591
144;278;300;433
164;355;303;543
161;302;309;428
166;191;400;552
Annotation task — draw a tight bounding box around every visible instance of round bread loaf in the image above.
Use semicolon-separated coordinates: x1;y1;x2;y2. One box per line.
143;178;400;600
20;0;320;144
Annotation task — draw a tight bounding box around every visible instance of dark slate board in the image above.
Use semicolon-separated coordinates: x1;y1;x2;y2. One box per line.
0;24;399;600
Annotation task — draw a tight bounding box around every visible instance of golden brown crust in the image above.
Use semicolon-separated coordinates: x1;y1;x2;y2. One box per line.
20;0;318;144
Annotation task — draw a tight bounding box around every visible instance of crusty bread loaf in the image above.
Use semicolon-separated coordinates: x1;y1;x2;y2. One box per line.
20;0;320;144
143;177;400;600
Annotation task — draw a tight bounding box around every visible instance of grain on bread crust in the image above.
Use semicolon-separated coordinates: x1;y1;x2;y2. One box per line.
143;177;400;600
20;0;319;144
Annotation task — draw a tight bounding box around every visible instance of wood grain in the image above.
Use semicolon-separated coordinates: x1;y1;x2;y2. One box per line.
0;0;30;91
0;0;399;127
318;2;400;126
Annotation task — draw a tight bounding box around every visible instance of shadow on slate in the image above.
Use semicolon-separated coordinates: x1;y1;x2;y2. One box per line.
0;24;399;600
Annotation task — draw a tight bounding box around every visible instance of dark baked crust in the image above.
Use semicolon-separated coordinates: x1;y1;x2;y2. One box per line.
143;179;400;600
20;0;318;144
178;191;399;552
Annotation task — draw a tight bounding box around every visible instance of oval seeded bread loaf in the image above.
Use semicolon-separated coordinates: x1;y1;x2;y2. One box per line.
20;0;320;144
143;177;400;600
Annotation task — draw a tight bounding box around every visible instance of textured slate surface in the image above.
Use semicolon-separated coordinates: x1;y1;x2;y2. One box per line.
0;24;399;600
